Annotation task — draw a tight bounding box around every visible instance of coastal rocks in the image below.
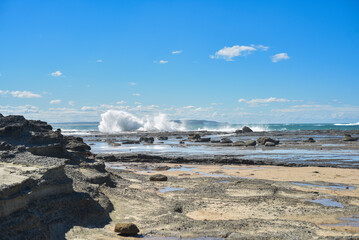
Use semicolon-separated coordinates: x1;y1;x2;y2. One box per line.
257;137;279;145
114;223;139;236
343;134;358;142
235;126;253;133
157;136;168;140
140;136;154;144
0;141;15;151
304;137;316;143
245;140;257;146
232;141;245;146
221;138;233;144
211;140;220;143
150;174;168;181
242;126;253;133
122;140;140;144
188;134;201;140
195;137;211;142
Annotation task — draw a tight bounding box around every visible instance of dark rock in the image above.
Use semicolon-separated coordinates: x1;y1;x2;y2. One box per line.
65;136;91;152
211;140;220;143
176;136;183;139
257;137;279;145
221;138;233;144
235;129;242;134
122;140;140;144
245;140;257;146
173;203;183;213
153;166;171;171
114;223;139;236
242;126;253;133
157;136;168;140
188;134;201;140
149;174;168;181
343;134;358;141
0;141;15;151
27;144;66;158
304;137;316;143
140;136;154;144
195;137;211;142
232;141;245;146
179;141;185;144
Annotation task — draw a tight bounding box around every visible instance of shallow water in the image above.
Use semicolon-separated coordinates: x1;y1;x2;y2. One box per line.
291;182;355;190
308;199;344;208
159;187;186;193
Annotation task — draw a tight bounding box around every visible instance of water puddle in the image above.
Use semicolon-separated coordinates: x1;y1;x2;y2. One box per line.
308;198;344;208
291;182;355;190
167;166;198;172
159;187;186;193
323;215;359;227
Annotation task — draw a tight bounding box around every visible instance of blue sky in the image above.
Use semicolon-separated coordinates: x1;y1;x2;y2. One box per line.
0;0;358;123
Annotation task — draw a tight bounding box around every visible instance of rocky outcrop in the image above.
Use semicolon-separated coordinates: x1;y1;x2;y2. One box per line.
114;223;139;236
242;126;253;133
149;174;168;181
257;137;280;145
343;134;358;142
0;114;91;159
140;136;155;144
221;138;233;144
245;140;257;146
0;114;113;239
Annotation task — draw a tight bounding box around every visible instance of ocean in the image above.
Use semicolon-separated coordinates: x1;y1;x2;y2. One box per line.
51;120;359;136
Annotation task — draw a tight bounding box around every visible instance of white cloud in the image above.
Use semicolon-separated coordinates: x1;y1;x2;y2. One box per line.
172;50;182;54
50;99;62;104
68;101;75;106
255;44;269;51
132;93;141;96
134;102;142;105
117;101;127;104
96;59;103;62
159;60;168;64
271;53;290;63
183;106;195;109
10;91;42;98
129;82;137;86
0;90;9;95
50;70;62;77
211;45;257;61
238;97;290;105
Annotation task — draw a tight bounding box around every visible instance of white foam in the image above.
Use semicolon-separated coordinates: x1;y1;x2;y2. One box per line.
98;110;185;132
334;122;359;126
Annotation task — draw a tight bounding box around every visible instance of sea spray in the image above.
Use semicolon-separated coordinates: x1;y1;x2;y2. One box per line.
98;110;184;132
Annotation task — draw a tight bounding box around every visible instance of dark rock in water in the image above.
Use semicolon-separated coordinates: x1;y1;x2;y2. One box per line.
188;134;201;140
196;137;211;142
257;137;279;145
176;136;183;139
157;136;168;140
221;138;233;144
242;126;253;133
232;141;245;146
0;141;15;151
153;166;171;171
150;174;168;181
122;140;140;144
245;140;257;146
179;141;185;144
304;137;316;143
235;129;243;134
140;136;154;144
265;142;276;147
211;140;221;143
343;134;359;142
114;223;139;236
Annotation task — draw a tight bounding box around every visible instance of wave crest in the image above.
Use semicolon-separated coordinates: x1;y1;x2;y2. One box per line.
98;110;184;132
334;122;359;126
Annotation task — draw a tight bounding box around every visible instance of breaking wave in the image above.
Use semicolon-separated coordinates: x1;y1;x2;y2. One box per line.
98;110;269;133
98;110;185;132
334;122;359;126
